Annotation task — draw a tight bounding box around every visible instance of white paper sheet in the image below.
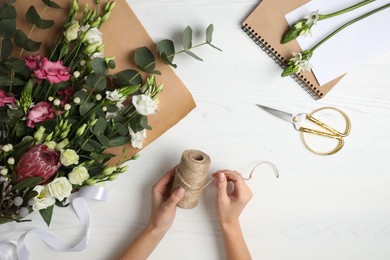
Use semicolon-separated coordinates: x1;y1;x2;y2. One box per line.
285;0;390;85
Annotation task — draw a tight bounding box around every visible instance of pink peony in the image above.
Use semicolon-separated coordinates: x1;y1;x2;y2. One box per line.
34;57;71;84
24;54;42;71
0;89;15;107
14;144;61;183
27;101;55;128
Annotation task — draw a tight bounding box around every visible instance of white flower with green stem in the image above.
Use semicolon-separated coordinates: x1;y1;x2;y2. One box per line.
282;0;376;43
282;3;390;77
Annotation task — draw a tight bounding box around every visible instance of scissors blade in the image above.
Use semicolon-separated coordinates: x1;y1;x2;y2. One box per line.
256;104;293;124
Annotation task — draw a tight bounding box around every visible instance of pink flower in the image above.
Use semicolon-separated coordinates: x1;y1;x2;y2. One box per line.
58;87;74;106
14;144;61;183
34;57;71;84
24;54;42;71
0;89;15;107
27;101;55;128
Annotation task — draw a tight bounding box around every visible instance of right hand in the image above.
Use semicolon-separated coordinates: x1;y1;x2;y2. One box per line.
212;170;253;226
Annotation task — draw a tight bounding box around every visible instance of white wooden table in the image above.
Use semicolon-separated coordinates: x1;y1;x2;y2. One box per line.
2;0;390;259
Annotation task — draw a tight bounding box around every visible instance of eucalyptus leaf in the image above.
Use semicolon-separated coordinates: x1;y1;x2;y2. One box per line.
41;0;62;9
26;6;54;29
24;190;39;203
182;26;192;50
82;139;101;152
1;38;13;59
206;24;214;43
129;114;148;132
107;59;116;69
0;4;16;19
74;89;89;103
96;134;109;147
209;43;222;52
160;52;177;68
39;205;54;226
93;117;107;135
185;50;203;61
4;58;27;72
0;76;25;86
79;102;95;116
14;30;41;52
0;19;16;38
114;69;142;87
90;152;115;163
109;136;130;146
134;47;156;72
85;73;107;91
157;39;175;62
11;177;42;192
92;57;108;75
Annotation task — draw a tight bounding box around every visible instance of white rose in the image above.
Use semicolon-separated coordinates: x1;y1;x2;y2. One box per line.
60;149;79;166
68;166;89;185
80;25;103;45
32;185;55;211
128;127;146;149
132;95;158;116
47;177;72;201
64;21;80;42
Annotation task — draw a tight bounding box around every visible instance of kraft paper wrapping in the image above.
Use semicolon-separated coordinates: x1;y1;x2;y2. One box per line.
14;0;196;164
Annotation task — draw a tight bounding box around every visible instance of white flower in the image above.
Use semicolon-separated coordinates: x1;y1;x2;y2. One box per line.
90;51;104;59
73;97;81;104
32;185;56;211
7;157;14;165
0;168;8;175
68;166;89;185
45;141;57;150
132;95;158;116
47;177;72;201
60;149;79;166
105;89;126;108
80;25;103;45
95;94;102;101
56;139;69;151
64;21;80;42
128;127;146;149
305;10;320;26
64;104;71;111
291;52;312;73
53;99;61;106
73;71;80;78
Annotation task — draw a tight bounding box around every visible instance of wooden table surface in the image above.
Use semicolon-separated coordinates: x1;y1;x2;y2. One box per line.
1;0;390;259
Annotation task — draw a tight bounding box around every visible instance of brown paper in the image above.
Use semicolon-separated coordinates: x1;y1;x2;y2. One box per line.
243;0;344;99
14;0;196;164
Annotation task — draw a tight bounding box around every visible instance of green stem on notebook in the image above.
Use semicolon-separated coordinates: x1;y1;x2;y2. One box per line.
282;3;390;77
281;0;376;44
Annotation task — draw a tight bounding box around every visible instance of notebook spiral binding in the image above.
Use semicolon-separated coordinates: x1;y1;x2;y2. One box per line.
241;25;319;100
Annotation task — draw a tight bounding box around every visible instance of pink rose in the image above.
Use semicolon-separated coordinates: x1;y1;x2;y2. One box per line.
27;101;55;128
24;54;42;71
0;89;15;107
34;57;71;84
14;144;61;183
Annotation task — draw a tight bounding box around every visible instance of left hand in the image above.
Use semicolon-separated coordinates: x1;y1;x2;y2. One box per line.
147;167;185;234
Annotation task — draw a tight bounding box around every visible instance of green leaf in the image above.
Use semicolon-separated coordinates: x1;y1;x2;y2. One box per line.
90;152;115;163
1;38;13;59
39;205;54;226
206;24;214;43
0;4;16;19
157;39;175;64
182;26;192;50
114;69;142;87
14;30;41;52
24;190;39;202
11;177;42;192
41;0;62;9
25;6;54;29
85;73;107;91
209;43;222;52
92;57;108;75
185;50;203;61
93;117;107;135
0;19;16;38
82;139;101;152
15;122;27;137
0;76;25;86
107;60;116;69
79;102;95;116
113;122;128;135
4;58;27;72
109;136;130;146
129;114;149;132
134;47;157;73
96;134;109;147
160;52;177;68
74;90;89;103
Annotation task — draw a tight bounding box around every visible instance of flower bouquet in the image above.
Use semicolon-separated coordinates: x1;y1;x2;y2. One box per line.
0;0;219;225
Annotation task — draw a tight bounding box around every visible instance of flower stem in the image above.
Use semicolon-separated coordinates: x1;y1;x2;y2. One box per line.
319;0;376;20
311;3;390;52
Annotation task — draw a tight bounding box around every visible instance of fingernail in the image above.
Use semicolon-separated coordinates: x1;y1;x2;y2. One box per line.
176;187;185;196
218;172;225;182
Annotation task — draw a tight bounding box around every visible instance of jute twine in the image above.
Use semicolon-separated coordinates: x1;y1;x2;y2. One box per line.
171;149;280;209
171;149;211;209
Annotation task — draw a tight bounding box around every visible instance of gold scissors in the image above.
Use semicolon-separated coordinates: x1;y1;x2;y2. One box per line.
257;104;351;156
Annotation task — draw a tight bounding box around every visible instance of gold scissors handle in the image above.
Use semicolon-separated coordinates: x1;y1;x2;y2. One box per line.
298;107;351;156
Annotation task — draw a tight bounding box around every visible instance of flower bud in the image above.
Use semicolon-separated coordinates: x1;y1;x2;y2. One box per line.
34;126;46;143
55;138;69;151
108;173;119;181
83;42;100;55
45;132;53;142
7;157;15;165
60;128;70;139
131;154;140;160
0;168;8;175
48;96;54;101
102;166;117;175
64;104;71;111
13;196;23;207
73;97;81;104
90;17;101;28
118;165;128;173
53;99;61;106
85;179;97;185
73;71;80;78
45;141;57;150
80;60;87;66
89;118;98;126
76;124;87;137
102;106;107;112
71;0;79;12
95;94;102;101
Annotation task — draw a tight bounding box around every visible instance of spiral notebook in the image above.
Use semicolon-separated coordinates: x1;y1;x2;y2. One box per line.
242;0;344;99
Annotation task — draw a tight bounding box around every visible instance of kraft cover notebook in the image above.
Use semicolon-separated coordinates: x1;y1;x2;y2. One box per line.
242;0;344;99
14;0;196;164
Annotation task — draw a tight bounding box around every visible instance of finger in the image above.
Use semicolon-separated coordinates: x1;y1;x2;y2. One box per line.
164;187;185;209
153;167;177;190
215;172;229;201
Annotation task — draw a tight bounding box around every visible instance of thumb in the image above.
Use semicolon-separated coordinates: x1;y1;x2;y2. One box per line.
165;187;185;209
216;172;228;201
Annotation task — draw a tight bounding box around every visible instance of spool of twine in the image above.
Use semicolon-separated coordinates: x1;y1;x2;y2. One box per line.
171;149;211;209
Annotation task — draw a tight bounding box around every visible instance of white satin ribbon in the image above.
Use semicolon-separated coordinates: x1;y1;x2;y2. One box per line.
0;186;109;260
